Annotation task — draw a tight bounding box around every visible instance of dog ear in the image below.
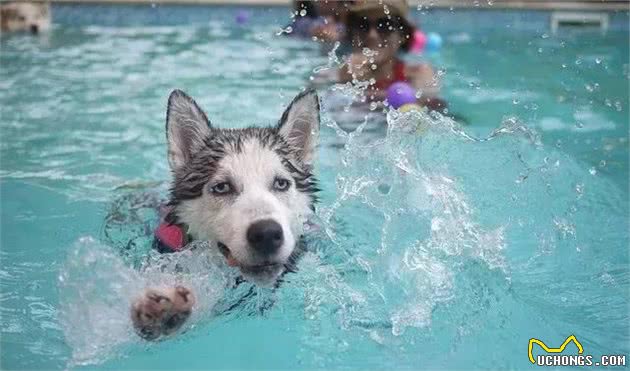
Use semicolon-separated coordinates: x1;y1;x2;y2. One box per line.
278;89;320;165
166;89;211;170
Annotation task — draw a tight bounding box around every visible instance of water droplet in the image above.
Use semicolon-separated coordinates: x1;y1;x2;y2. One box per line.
299;9;306;16
614;101;623;112
538;47;543;53
487;0;494;5
275;26;293;36
371;64;377;70
575;121;584;129
595;58;602;64
369;102;378;111
541;33;549;39
599;160;606;168
561;63;567;68
575;183;584;196
512;98;520;105
575;58;582;65
589;167;597;176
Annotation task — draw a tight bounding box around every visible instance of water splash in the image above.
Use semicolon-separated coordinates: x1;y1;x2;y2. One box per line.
58;237;228;366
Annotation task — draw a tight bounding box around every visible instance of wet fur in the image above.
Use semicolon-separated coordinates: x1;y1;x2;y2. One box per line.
132;89;320;340
0;2;50;34
164;89;319;284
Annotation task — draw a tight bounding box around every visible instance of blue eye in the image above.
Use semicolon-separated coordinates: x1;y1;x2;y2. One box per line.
273;177;291;192
210;182;232;195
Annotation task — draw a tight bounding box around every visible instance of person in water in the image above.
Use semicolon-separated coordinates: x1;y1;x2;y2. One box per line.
338;0;446;112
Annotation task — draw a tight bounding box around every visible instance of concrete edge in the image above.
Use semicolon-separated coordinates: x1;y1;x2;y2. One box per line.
26;0;630;12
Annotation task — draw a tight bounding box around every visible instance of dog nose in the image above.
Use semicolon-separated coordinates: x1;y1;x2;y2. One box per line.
246;219;283;255
30;25;38;34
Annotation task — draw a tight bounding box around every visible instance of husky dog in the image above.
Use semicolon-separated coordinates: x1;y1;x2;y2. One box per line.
0;1;50;34
131;89;320;340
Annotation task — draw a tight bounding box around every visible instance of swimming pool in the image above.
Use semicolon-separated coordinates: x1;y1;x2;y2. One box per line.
1;4;628;370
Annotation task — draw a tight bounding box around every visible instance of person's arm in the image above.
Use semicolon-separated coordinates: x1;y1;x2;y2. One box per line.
338;52;390;84
405;63;448;111
405;63;440;98
338;53;368;83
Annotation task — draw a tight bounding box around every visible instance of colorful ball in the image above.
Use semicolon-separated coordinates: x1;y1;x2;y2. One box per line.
399;103;422;113
387;82;417;109
235;10;250;24
410;30;427;53
426;32;443;52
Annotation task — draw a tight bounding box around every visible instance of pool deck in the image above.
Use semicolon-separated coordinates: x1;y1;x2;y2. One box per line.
49;0;630;11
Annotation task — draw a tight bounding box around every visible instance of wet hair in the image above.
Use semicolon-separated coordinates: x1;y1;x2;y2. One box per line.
345;13;415;52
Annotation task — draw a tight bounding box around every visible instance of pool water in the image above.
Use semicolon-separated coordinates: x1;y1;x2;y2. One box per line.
1;5;628;370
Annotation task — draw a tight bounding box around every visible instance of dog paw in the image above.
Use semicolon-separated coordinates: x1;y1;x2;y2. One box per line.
130;285;195;340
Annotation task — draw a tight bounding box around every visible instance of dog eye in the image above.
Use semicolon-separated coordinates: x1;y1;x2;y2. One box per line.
210;182;232;195
273;177;291;192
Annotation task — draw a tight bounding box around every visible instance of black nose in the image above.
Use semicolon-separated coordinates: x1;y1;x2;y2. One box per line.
246;219;283;255
30;25;38;34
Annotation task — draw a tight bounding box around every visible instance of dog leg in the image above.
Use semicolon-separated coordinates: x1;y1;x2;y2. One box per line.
130;285;195;340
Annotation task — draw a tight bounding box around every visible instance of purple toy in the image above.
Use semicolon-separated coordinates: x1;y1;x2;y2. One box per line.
387;82;417;109
235;10;250;25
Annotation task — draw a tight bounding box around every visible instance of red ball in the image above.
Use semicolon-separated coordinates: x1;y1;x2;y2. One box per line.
411;30;427;53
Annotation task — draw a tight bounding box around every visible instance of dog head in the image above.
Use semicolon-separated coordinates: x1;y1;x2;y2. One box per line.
165;89;319;286
0;2;50;34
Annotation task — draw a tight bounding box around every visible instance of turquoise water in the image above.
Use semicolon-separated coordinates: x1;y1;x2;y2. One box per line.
1;5;628;370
